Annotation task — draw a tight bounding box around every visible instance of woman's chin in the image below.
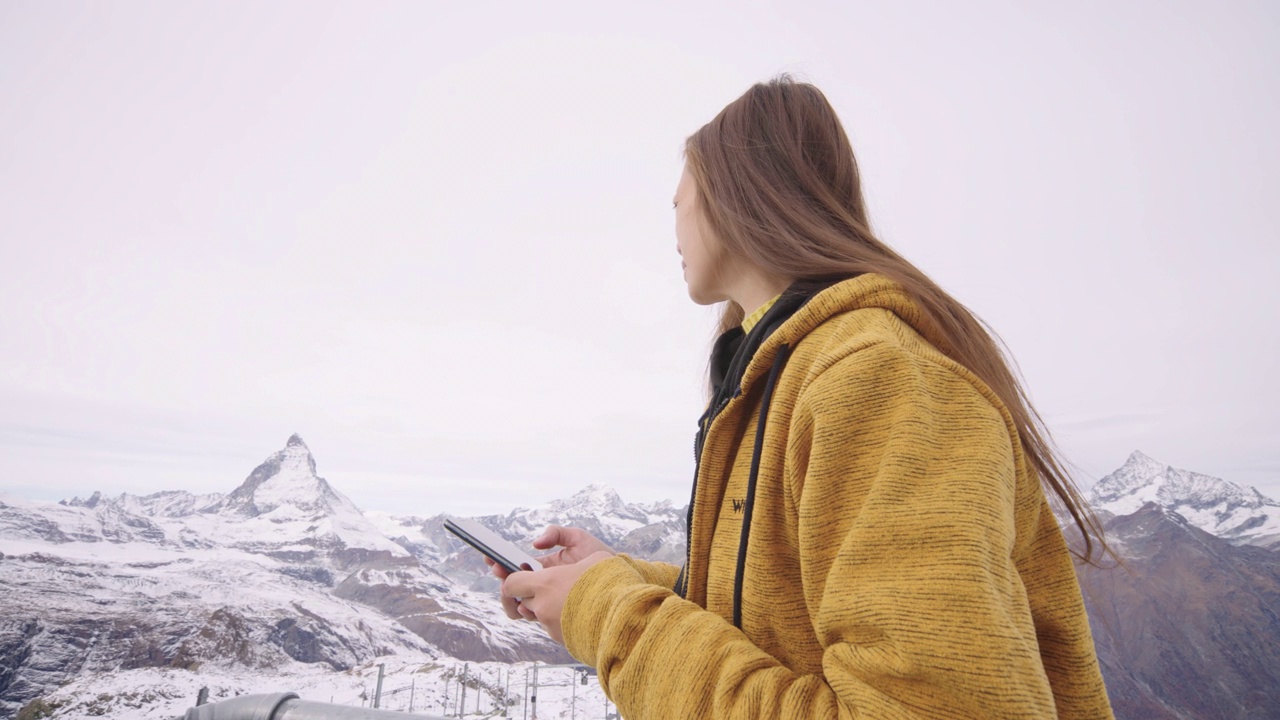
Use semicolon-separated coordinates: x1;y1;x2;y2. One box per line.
686;286;722;306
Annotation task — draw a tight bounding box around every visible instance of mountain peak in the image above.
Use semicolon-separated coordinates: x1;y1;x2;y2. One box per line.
212;436;351;518
1121;450;1167;473
572;483;621;502
1091;452;1280;546
549;483;625;516
60;491;104;509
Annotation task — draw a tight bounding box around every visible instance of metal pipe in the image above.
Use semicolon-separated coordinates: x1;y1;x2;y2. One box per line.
183;692;451;719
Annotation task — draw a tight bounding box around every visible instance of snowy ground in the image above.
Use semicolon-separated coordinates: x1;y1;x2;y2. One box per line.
27;655;617;719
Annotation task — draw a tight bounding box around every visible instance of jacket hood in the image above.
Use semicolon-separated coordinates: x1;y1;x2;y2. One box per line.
735;273;945;395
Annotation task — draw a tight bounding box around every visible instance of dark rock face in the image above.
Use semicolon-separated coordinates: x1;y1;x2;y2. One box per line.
0;619;42;707
0;504;72;544
0;617;110;713
278;565;335;586
268;618;329;667
1079;504;1280;719
0;611;200;714
169;608;272;671
97;505;167;543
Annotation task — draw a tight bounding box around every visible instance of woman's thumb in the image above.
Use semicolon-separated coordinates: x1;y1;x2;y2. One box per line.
533;525;565;549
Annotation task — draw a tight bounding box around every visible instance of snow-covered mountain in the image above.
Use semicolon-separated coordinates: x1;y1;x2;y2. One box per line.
1089;451;1280;549
19;435;405;558
369;483;687;577
0;435;684;718
3;440;1278;720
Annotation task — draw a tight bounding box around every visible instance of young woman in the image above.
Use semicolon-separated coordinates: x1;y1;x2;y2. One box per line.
498;76;1114;719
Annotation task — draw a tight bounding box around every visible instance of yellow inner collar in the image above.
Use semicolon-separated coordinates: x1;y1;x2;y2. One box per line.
741;295;781;334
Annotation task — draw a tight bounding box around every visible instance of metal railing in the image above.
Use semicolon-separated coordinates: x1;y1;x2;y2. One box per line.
182;692;451;720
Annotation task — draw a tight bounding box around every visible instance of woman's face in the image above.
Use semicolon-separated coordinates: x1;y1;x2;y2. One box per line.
674;165;729;305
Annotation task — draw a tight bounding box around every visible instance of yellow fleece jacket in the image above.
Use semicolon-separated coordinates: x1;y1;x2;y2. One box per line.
561;274;1113;719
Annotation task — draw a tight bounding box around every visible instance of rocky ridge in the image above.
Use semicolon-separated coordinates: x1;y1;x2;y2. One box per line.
1079;502;1280;719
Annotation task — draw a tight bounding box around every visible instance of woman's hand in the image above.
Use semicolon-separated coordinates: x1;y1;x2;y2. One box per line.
488;525;615;623
502;550;614;644
529;525;615;568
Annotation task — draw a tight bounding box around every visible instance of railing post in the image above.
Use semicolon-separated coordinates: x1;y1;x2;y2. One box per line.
459;663;468;717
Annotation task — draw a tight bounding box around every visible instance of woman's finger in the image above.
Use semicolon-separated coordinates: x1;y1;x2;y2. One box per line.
489;557;513;580
499;570;533;619
503;569;537;601
532;525;566;550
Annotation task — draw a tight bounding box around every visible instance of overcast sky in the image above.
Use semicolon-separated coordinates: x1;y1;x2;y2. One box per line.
1;1;1276;517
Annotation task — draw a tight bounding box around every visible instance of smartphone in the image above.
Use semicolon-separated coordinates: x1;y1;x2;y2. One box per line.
443;517;543;574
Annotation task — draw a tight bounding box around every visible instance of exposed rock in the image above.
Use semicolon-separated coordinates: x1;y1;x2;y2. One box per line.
1079;503;1280;719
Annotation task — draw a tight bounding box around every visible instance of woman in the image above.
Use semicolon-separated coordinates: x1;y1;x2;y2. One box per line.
499;76;1114;719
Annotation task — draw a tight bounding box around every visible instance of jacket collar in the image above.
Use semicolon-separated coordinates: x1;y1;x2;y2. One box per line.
708;280;836;404
730;273;943;398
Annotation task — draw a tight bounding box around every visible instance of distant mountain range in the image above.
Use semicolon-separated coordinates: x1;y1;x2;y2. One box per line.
1;437;1276;719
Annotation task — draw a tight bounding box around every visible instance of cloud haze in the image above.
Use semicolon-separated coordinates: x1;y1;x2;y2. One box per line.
1;1;1276;515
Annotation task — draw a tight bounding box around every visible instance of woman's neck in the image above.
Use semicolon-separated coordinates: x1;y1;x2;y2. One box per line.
731;271;791;317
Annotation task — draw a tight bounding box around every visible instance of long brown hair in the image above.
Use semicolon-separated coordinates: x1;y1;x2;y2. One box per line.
685;75;1107;564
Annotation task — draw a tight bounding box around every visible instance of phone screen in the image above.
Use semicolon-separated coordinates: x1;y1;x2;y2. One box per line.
444;517;542;573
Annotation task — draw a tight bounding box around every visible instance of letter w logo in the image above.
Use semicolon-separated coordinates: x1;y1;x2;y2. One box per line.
731;498;745;513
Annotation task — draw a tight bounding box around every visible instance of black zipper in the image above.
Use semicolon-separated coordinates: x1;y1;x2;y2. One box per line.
676;396;730;597
672;277;845;600
732;343;790;628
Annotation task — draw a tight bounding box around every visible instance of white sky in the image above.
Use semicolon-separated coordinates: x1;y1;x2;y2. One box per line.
2;1;1277;517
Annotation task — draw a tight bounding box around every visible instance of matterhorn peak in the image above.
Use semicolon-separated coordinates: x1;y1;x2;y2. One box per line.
211;435;353;519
